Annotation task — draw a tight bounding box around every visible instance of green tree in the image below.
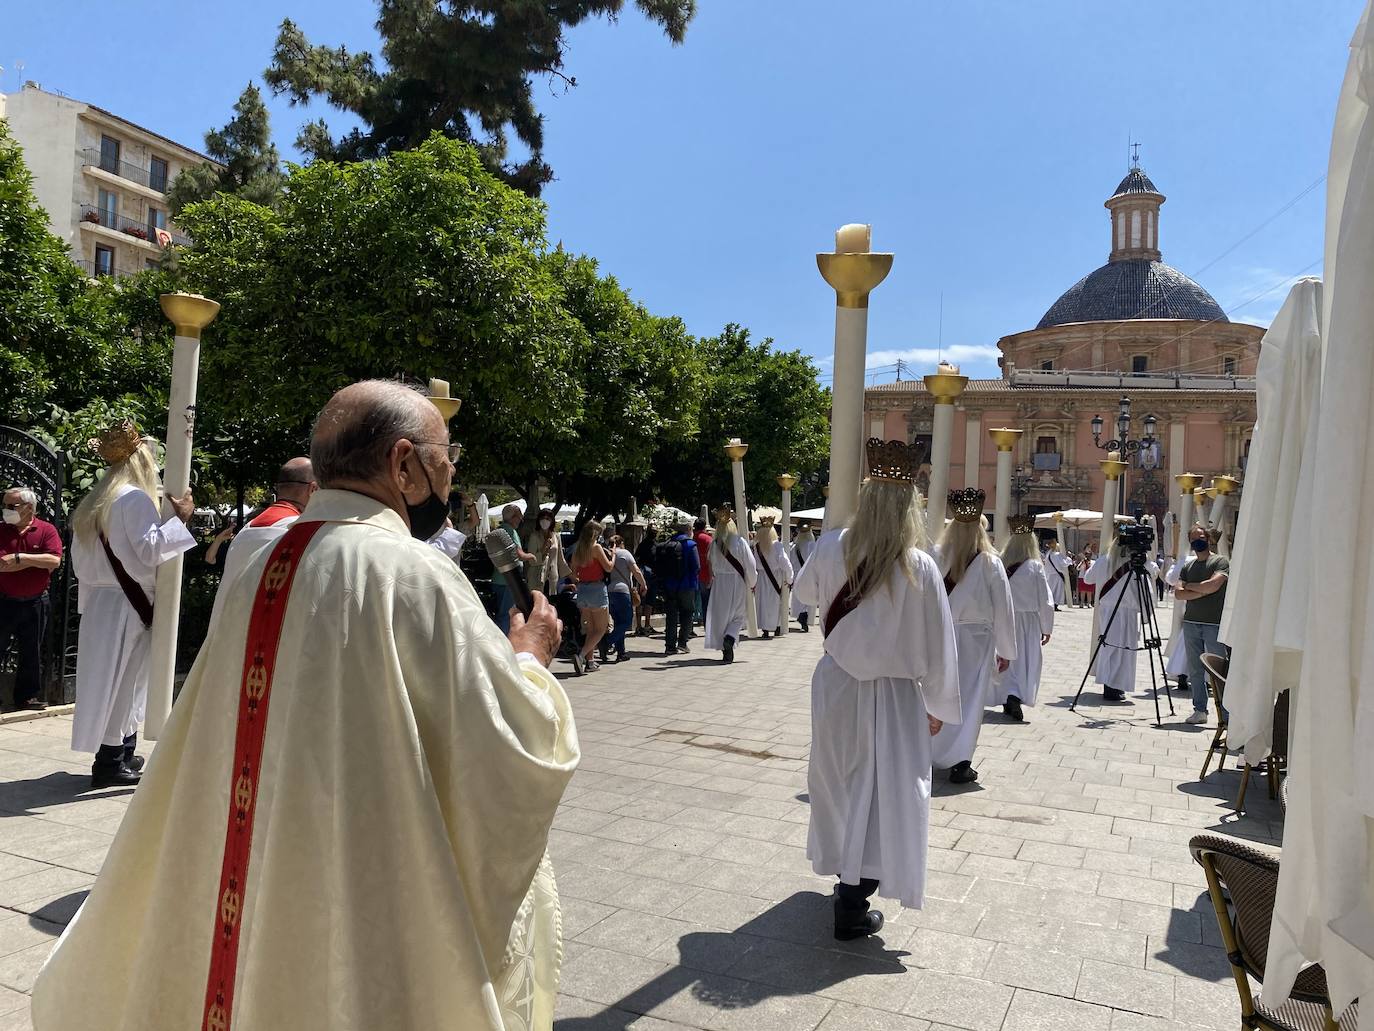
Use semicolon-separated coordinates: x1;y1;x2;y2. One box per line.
167;83;285;217
264;0;695;194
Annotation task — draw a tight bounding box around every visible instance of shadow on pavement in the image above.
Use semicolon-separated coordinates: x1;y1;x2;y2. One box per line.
29;889;89;928
0;771;133;816
556;892;909;1029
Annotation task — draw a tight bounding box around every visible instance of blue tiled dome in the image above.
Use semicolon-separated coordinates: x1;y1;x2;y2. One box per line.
1037;259;1226;329
1111;168;1160;198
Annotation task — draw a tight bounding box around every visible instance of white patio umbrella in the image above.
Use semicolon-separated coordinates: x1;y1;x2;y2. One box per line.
1218;279;1322;766
1264;4;1374;1013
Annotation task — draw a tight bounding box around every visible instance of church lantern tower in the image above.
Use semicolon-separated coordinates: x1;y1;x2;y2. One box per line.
1105;157;1164;263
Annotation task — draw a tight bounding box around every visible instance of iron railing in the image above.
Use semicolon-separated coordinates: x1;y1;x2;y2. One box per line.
80;146;171;193
78;204;190;247
76;258;143;280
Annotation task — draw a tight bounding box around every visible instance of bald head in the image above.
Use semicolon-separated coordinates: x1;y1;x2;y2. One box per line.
274;457;317;507
311;381;440;488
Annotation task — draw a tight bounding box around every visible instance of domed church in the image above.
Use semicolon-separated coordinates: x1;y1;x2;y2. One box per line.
865;161;1263;540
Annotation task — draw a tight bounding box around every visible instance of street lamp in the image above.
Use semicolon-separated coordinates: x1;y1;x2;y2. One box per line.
1010;463;1034;513
1090;396;1158;516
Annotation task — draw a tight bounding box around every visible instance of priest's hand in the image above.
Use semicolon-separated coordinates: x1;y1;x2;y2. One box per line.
927;715;943;735
169;490;195;523
508;592;562;668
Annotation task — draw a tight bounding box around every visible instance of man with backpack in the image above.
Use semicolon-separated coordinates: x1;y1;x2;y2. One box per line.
657;519;701;655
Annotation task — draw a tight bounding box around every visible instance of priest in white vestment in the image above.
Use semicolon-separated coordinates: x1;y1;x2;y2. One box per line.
69;421;196;788
992;518;1054;721
1083;535;1157;700
793;440;960;936
33;382;580;1031
929;491;1015;785
705;509;756;663
789;522;818;631
752;517;792;639
1044;539;1069;609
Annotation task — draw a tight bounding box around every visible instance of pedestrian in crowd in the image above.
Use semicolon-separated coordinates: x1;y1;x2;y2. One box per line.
216;458;318;595
704;507;756;664
992;517;1054;723
33;381;578;1031
790;520;818;632
1043;537;1069;610
491;504;537;634
793;438;959;939
1083;530;1157;701
527;508;570;595
633;528;659;635
929;492;1015;785
605;534;646;663
69;421;196;788
0;486;63;712
1065;540;1079;605
752;515;793;639
1155;552;1169;603
657;519;701;656
203;515;237;567
1176;525;1230;725
1077;545;1097;606
571;519;614;672
693;518;713;625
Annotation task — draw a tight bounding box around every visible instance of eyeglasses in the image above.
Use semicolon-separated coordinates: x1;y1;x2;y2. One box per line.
411;441;463;464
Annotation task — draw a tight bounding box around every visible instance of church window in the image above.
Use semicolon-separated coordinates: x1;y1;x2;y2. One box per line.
1131;355;1148;374
1130;210;1142;249
1040;359;1053;371
1222;356;1237;376
1147;209;1156;249
1116;211;1125;250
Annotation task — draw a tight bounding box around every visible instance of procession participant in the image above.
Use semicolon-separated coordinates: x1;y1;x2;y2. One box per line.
1044;538;1069;610
793;438;959;938
1162;532;1197;693
0;486;63;712
1083;530;1158;701
68;423;196;788
704;506;756;664
929;490;1015;784
215;457;318;609
789;520;819;632
33;380;578;1031
753;514;792;640
992;517;1054;722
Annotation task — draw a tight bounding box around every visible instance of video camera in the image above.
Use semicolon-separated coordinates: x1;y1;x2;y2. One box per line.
1116;521;1157;566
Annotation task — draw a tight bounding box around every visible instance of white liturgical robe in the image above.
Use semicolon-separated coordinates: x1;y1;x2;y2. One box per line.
928;550;1016;770
70;484;196;753
705;533;757;650
753;539;792;632
793;529;960;907
992;558;1054;707
1084;554;1156;694
33;490;580;1031
789;534;818;620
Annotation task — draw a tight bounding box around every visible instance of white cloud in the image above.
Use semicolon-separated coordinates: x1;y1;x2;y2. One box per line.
865;343;1001;369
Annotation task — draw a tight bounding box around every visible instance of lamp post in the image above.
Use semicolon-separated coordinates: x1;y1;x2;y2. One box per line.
1011;463;1034;513
145;292;220;741
1098;457;1128;555
1090;397;1158;516
777;473;797;637
725;438;759;638
923;364;967;532
988;428;1023;544
817;224;893;529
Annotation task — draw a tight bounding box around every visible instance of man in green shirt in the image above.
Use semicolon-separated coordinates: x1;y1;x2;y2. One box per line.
491;504;536;634
1175;526;1229;725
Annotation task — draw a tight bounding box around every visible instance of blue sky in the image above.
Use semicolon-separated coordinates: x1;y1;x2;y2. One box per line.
4;1;1361;381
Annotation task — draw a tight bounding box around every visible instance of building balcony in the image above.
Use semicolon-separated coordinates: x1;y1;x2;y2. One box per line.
77;258;142;281
78;205;190;248
80;148;170;194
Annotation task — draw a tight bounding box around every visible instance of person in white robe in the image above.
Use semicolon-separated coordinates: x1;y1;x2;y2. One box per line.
789;521;819;631
1083;534;1158;700
704;509;756;663
1162;546;1194;686
1044;539;1069;609
33;382;579;1031
992;519;1054;721
212;458;317;623
753;517;793;638
68;421;196;788
792;441;960;936
928;491;1016;784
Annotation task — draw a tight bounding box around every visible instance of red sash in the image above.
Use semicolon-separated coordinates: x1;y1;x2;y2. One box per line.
202;520;325;1031
822;561;870;638
1098;563;1130;599
1004;560;1027;581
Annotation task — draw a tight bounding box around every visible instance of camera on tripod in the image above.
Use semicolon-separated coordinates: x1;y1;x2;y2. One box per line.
1115;522;1157;568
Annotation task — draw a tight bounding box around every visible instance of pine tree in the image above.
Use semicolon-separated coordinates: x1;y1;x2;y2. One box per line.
264;0;695;195
167;83;285;216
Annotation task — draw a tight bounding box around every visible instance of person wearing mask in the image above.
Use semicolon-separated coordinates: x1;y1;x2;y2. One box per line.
527;509;570;596
605;534;647;663
693;518;713;626
657;520;701;656
1176;525;1230;725
34;381;577;1031
69;422;197;787
789;521;819;632
752;516;793;640
1083;530;1158;702
571;520;615;672
0;486;63;711
992;518;1054;723
929;493;1015;784
491;504;537;634
704;507;757;664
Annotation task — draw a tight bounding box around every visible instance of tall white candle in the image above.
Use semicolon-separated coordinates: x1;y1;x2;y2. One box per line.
835;224;871;254
429;378;450;397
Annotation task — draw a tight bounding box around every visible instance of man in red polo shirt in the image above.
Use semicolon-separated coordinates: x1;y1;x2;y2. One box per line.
694;517;713;625
0;487;63;710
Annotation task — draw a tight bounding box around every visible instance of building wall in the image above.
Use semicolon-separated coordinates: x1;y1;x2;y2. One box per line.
1;89;83;245
998;319;1264;380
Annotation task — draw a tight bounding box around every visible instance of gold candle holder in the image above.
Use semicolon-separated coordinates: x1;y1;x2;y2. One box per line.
1100;459;1129;481
816;252;895;309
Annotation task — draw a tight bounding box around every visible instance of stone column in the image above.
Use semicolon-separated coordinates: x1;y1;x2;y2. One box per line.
989;428;1023;545
924;370;968;533
1098;458;1127;556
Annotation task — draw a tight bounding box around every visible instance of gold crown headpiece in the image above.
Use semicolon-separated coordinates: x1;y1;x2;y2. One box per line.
865;437;919;483
87;419;145;465
948;488;986;523
1008;514;1036;535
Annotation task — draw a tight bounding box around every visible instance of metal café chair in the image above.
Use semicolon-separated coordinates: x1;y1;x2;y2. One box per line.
1199;652;1232;779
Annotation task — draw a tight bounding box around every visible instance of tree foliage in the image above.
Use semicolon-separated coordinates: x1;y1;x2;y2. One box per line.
264;0;695;194
167;83;285;217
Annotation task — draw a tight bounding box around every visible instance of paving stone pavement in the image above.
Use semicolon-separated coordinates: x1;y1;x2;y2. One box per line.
0;598;1280;1030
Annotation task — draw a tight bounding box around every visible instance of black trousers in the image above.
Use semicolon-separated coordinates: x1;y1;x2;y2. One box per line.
0;594;48;707
664;589;696;650
836;878;880;913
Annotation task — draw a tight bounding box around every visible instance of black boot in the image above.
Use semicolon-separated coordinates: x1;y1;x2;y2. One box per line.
1175;674;1191;694
834;879;884;940
1003;696;1024;723
723;635;735;664
798;611;809;633
761;630;771;640
122;733;145;773
1103;686;1127;701
949;760;978;784
91;745;141;789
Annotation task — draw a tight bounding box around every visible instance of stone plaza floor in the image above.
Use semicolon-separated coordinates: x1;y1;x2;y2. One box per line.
0;598;1282;1030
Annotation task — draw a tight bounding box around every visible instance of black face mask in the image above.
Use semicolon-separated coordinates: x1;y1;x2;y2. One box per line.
406;459;449;541
1190;537;1209;553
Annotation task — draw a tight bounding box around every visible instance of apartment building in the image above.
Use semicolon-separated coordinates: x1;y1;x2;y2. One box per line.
0;82;218;279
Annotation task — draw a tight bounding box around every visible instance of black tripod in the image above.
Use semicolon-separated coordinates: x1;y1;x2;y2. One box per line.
1070;550;1176;727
